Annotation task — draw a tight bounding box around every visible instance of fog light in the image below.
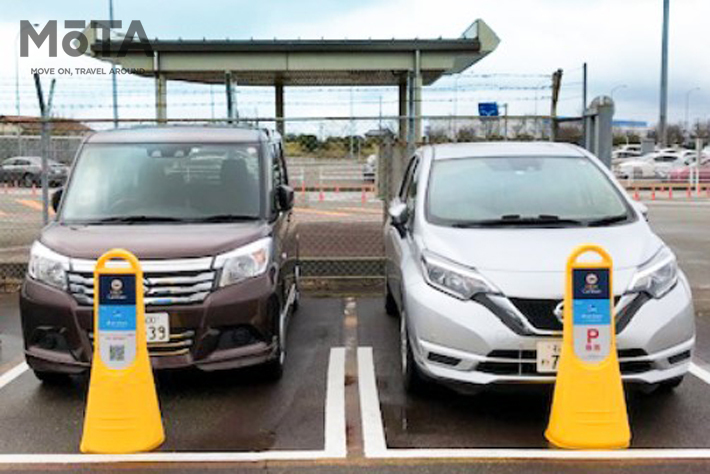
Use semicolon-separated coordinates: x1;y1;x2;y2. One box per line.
232;327;256;347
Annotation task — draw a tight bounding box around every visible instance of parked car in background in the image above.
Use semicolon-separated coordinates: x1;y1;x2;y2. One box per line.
611;149;641;166
667;159;710;183
616;144;642;154
385;141;694;394
21;126;299;383
614;151;688;180
0;156;68;187
363;154;377;183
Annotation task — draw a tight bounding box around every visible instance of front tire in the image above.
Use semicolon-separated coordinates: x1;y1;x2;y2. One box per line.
22;173;35;188
385;277;399;317
33;370;70;385
291;264;301;312
401;311;425;394
658;375;684;392
262;300;286;381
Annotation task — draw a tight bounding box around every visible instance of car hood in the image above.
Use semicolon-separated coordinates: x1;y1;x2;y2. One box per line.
420;220;664;298
40;221;270;260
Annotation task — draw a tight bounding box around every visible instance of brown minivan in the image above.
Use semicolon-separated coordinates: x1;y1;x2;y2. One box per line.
20;126;299;382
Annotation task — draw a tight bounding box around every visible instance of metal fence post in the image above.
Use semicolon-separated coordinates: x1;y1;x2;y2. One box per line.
33;74;55;225
692;138;703;193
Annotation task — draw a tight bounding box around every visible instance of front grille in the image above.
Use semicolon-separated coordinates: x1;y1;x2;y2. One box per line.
479;348;651;376
67;257;216;307
508;299;563;331
89;329;195;357
509;297;621;331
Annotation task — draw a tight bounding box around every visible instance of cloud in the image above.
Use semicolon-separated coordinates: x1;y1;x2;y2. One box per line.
0;0;707;125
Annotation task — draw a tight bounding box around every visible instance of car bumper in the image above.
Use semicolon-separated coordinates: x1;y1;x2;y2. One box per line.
20;274;281;374
404;272;695;387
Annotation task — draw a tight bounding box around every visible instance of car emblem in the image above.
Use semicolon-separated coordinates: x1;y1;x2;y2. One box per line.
553;301;564;323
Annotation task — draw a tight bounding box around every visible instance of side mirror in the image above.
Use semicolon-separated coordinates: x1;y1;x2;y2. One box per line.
388;201;408;236
51;188;63;213
277;184;294;211
632;201;648;221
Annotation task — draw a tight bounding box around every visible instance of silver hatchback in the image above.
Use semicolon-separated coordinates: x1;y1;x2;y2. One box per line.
384;142;695;393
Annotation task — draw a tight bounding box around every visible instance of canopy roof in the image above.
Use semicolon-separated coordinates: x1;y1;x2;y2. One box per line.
83;20;500;86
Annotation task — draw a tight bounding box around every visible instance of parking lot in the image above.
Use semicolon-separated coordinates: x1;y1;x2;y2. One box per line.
0;200;709;472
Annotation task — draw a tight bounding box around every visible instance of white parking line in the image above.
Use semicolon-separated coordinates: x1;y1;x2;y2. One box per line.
325;347;347;457
689;362;710;386
357;347;388;457
0;362;29;391
357;347;710;460
0;348;347;465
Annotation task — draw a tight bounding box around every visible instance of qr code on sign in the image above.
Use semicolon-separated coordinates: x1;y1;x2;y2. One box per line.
109;345;125;362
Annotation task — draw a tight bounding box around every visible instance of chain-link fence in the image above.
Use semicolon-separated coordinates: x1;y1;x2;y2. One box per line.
0;114;605;286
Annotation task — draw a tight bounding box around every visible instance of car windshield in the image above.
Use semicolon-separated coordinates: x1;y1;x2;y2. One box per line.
426;155;632;227
60;142;263;224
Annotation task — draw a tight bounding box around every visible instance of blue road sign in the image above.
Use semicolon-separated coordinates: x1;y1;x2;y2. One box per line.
478;102;499;117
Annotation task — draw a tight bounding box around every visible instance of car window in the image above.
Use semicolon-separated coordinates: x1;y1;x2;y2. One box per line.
270;142;288;211
60;142;263;223
399;155;419;200
271;146;282;187
405;157;421;228
426;155;632;226
15;159;29;166
272;142;287;186
1;159;15;166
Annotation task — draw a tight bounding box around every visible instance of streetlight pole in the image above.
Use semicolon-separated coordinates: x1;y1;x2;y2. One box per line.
685;87;700;131
15;23;39;116
109;0;119;128
659;0;670;147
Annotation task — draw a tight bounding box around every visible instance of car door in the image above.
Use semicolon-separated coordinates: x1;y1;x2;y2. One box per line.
269;141;295;307
385;154;420;309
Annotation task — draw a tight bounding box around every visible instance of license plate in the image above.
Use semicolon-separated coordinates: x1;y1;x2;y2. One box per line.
536;340;562;373
145;313;169;343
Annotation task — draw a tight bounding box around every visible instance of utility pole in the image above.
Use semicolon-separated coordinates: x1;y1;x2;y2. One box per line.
582;63;588;115
582;62;588;146
550;69;563;142
109;0;119;128
659;0;670;147
225;71;234;124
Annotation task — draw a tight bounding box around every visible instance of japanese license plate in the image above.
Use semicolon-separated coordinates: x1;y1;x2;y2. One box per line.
536;340;562;373
145;313;170;343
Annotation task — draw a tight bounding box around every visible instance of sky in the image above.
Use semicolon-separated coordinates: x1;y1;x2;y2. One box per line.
0;0;707;128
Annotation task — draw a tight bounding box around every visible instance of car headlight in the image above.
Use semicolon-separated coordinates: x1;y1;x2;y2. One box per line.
627;246;678;299
214;237;272;288
27;241;69;290
420;250;500;300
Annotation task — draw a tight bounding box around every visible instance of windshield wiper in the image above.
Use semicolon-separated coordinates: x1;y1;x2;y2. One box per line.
186;214;260;223
452;214;584;228
585;214;629;227
88;215;186;224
